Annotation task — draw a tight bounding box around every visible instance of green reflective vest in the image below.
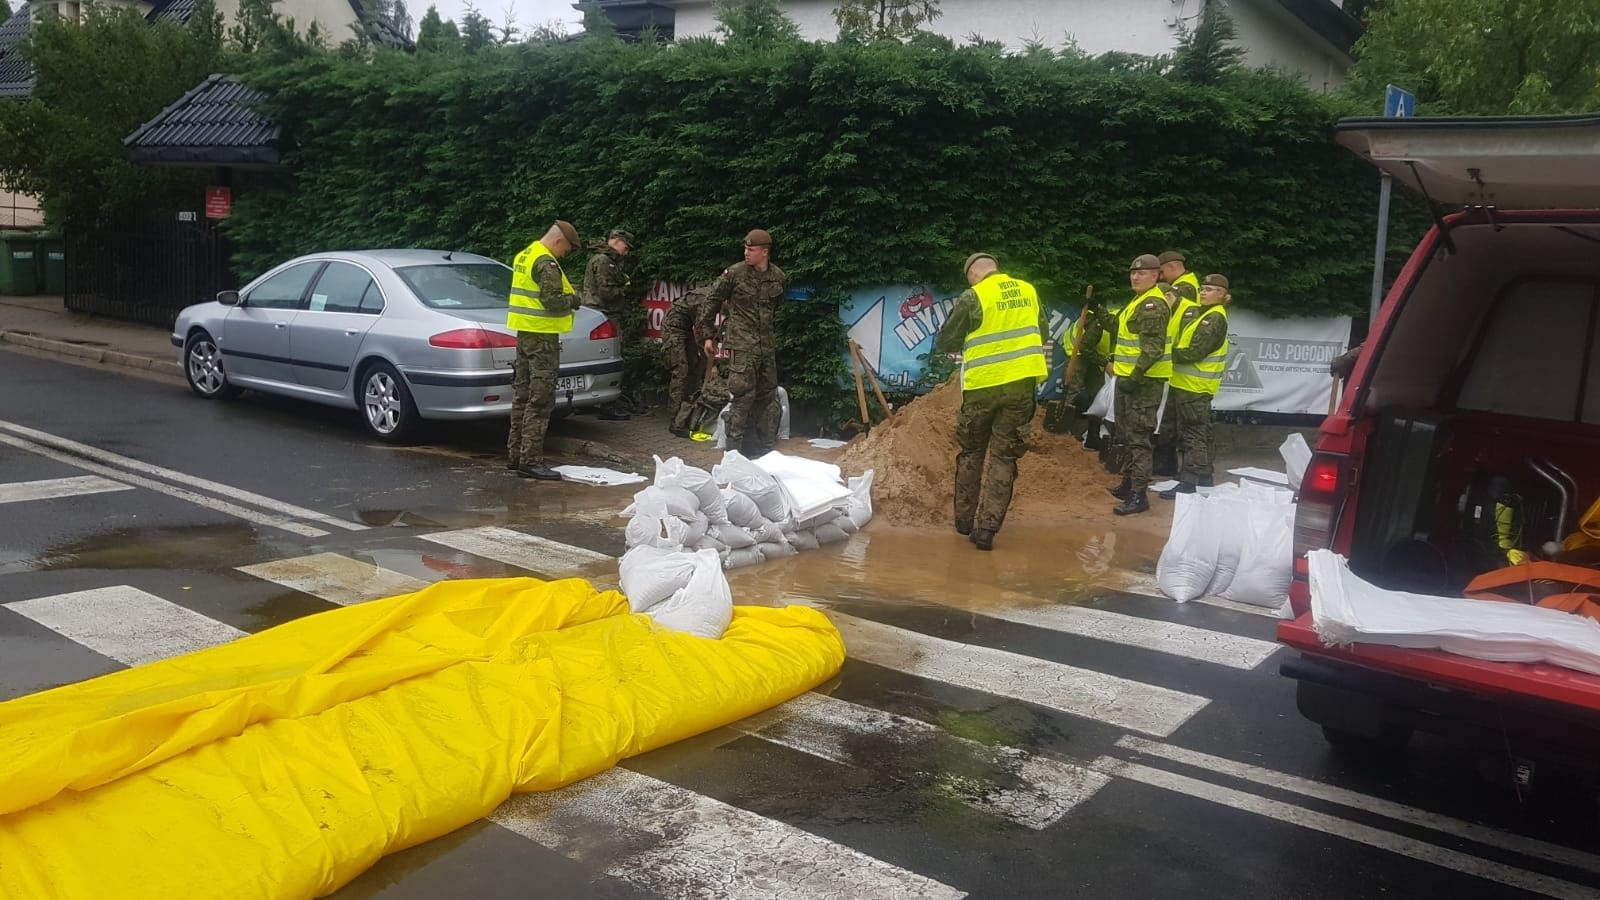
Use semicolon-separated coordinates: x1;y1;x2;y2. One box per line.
1170;304;1230;395
963;274;1048;391
507;240;575;334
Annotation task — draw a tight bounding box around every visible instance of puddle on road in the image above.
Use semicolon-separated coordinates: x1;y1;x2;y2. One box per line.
14;522;296;574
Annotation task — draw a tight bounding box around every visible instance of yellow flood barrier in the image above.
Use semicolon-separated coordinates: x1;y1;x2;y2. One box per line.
0;577;845;899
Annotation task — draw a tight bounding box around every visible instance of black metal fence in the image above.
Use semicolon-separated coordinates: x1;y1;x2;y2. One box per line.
64;214;236;328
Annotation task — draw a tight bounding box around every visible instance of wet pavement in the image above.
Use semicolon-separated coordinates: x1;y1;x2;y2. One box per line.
4;346;1600;899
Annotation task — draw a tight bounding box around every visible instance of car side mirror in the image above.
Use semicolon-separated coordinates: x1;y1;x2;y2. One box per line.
217;290;240;307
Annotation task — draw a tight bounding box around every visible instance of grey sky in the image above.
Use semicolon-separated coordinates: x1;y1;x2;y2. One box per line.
416;0;581;34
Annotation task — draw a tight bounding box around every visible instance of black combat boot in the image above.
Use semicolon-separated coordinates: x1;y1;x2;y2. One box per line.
970;528;996;551
670;424;691;438
1159;481;1197;500
955;520;973;536
516;462;563;481
1108;477;1132;501
1113;492;1151;516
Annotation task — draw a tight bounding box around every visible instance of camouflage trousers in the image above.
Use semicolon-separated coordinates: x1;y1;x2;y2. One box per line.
662;329;706;431
1115;375;1164;493
725;346;779;453
507;332;560;466
1173;387;1215;485
954;378;1037;533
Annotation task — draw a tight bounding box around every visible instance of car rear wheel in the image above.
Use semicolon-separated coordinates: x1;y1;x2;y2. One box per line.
359;361;420;443
184;330;242;400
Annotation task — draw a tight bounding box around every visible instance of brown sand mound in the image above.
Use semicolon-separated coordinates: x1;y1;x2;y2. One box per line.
837;377;1171;532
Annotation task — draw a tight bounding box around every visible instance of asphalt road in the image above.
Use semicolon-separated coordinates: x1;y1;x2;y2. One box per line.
3;347;1599;900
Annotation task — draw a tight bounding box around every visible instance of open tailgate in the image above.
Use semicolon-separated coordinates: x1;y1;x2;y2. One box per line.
1335;114;1600;209
1278;612;1600;713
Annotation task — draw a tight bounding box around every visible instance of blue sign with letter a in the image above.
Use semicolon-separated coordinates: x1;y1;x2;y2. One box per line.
1384;84;1416;118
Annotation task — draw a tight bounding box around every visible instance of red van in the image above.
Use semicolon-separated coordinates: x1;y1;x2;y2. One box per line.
1276;113;1600;786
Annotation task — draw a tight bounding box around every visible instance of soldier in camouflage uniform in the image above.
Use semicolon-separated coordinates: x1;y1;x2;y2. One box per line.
580;229;635;421
934;253;1049;552
699;229;786;458
1109;254;1173;515
506;220;581;481
1154;252;1201;477
660;286;710;437
1162;274;1232;498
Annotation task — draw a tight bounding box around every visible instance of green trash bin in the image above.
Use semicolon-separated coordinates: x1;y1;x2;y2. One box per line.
41;238;65;296
0;233;39;296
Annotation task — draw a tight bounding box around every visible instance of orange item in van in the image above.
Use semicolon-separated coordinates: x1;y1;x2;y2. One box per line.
1561;495;1600;553
1465;561;1600;623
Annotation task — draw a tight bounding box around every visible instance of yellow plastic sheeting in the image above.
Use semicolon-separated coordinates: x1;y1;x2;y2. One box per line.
0;577;845;899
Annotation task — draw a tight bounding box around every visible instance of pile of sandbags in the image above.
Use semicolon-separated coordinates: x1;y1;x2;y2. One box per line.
617;546;733;639
622;452;874;570
1157;480;1295;610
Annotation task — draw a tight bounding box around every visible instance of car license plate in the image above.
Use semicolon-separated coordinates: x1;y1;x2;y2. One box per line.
556;375;588;392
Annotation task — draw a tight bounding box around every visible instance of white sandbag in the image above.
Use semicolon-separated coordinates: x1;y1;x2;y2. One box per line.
777;385;791;440
711;522;757;549
715;451;789;522
691;532;729;554
683;510;711;545
749;521;787;545
721;488;765;529
1280;433;1312;492
711;403;731;449
847;470;875;529
622;490;691;550
1202;486;1250;597
1156;492;1218;602
754;450;852;522
618;545;699;612
1221;497;1296;607
1087;376;1116;421
756;540;798;560
655;455;726;522
644;548;733;639
833;513;859;535
1307;549;1600;676
657;485;704;521
788;529;822;552
814;522;850;544
724;546;767;569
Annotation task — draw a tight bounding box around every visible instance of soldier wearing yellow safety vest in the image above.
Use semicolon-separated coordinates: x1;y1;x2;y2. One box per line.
1154;251;1201;478
1061;306;1109;452
506;220;581;482
1161;273;1232;498
1109;254;1173;516
934;253;1049;551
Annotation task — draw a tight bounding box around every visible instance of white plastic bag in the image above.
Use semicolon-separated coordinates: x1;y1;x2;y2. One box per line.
1087;376;1116;421
777;386;791;440
1201;486;1250;597
755;451;852;522
644;548;733;639
1157;492;1219;602
622;489;691;550
847;470;875;529
715;451;788;522
656;456;726;522
1222;497;1296;607
1280;433;1312;493
618;545;699;612
711;403;732;449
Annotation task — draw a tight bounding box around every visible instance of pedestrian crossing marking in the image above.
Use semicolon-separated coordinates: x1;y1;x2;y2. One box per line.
0;475;134;505
492;766;968;900
420;526;616;581
831;612;1209;737
1189;595;1284;619
978;602;1280;669
237;552;430;606
2;586;246;668
735;691;1109;830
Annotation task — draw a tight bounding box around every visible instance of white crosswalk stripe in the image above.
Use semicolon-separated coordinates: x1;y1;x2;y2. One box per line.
734;691;1108;830
830;611;1209;737
0;475;134;505
2;585;246;667
975;603;1281;669
420;526;616;581
237;552;430;606
493;766;967;900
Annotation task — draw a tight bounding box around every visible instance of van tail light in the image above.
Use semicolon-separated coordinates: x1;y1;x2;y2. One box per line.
429;328;518;349
589;319;618;341
1292;452;1350;582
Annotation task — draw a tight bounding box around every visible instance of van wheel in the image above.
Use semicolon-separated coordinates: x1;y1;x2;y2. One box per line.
358;361;420;443
184;330;242;400
1321;724;1412;758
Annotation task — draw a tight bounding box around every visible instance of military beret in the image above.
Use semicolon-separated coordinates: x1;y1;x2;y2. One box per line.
1203;273;1230;289
1129;254;1161;271
1157;250;1186;265
609;229;635;249
743;229;773;247
554;220;581;251
963;252;997;276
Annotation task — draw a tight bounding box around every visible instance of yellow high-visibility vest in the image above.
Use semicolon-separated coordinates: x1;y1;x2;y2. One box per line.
962;274;1048;390
1174;270;1202;304
1113;285;1171;378
1170;304;1230;395
506;240;575;334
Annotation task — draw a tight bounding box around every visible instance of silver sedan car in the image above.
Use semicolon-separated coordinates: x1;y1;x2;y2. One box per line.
171;250;622;442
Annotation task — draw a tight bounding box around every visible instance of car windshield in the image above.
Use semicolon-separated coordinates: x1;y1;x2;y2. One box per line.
394;263;510;310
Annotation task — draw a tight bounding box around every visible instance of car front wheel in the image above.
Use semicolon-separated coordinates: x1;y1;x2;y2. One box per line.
359;361;420;443
184;330;242;400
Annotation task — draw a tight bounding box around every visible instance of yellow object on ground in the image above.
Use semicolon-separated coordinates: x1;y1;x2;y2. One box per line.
0;577;844;899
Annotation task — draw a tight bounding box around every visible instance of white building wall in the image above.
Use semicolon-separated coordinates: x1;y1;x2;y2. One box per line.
670;0;1349;88
211;0;366;43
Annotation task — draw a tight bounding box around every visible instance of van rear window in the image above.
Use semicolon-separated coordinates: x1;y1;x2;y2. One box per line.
1455;280;1600;423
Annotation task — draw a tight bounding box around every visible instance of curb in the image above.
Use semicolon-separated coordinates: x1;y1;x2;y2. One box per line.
0;329;179;377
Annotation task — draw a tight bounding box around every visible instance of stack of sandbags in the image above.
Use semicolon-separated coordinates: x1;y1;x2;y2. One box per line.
622;453;873;570
616;546;733;639
1157;480;1295;611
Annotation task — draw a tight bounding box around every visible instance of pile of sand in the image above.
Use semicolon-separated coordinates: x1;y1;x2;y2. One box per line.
836;377;1171;532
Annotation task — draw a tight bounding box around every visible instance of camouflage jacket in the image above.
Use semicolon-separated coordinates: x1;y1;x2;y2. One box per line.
699;261;787;350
